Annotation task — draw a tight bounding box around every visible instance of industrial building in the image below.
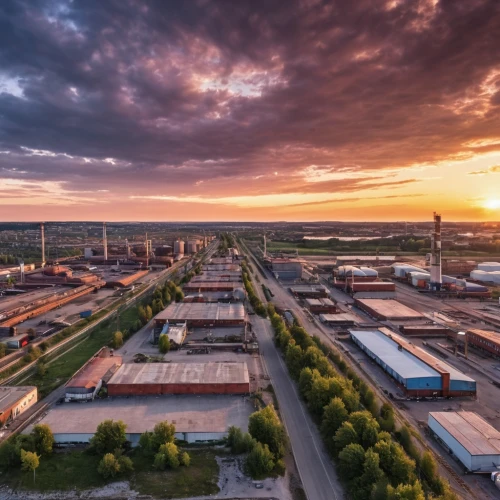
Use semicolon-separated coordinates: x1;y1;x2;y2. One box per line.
350;329;476;397
354;298;423;321
337;266;378;279
305;298;338;314
151;322;187;347
399;325;454;337
347;281;396;299
266;258;303;280
65;353;122;402
428;412;500;472
0;386;37;425
392;263;428;278
183;281;243;293
107;362;250;396
290;284;328;298
154;302;246;327
0;333;29;349
319;313;359;327
336;256;396;266
465;329;500;357
26;395;253;446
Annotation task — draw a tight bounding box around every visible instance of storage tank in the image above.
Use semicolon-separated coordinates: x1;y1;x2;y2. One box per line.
174;240;185;255
359;267;378;278
187;240;198;254
478;262;500;272
338;266;366;277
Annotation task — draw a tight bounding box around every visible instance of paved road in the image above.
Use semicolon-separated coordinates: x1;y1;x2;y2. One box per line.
253;314;343;500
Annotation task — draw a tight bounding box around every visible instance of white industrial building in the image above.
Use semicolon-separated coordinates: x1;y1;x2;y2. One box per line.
477;262;500;272
26;395;253;446
428;412;500;472
470;270;500;285
337;266;378;278
392;264;428;278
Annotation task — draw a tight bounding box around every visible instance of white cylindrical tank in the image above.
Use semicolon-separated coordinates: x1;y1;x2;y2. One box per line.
359;267;378;278
187;240;198;254
478;262;500;272
338;266;366;277
174;240;185;255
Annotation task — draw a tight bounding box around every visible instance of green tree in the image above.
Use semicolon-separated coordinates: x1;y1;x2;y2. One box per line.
175;288;184;302
112;331;123;349
379;403;396;432
158;334;171;354
138;431;155;456
387;480;425;500
163;288;171;304
245;442;275;478
348;411;380;449
32;424;54;456
334;422;359;454
20;449;40;483
0;440;20;468
179;451;191;466
390;443;416;485
154;442;180;470
146;305;153;321
306;372;332;416
303;346;334;377
89;420;127;455
420;450;437;482
152;421;176;450
298;367;314;398
358;449;384;496
36;360;47;378
138;305;148;325
117;454;134;474
97;453;121;478
338;443;365;481
227;426;254;454
0;343;6;358
248;405;286;459
321;397;348;452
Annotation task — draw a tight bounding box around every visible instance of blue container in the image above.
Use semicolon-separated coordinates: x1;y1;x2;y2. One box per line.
79;310;92;319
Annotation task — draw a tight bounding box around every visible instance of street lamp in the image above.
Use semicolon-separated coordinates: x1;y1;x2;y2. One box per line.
457;331;468;359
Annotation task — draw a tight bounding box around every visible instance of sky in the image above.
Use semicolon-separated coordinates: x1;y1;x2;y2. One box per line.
1;0;500;222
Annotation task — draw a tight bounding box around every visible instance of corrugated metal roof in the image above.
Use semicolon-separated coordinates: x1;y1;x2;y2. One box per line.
350;330;440;380
0;386;36;412
430;412;500;456
356;299;423;319
155;302;245;322
108;362;249;385
67;356;122;389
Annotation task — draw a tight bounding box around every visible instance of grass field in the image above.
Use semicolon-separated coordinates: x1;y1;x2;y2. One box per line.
2;447;220;498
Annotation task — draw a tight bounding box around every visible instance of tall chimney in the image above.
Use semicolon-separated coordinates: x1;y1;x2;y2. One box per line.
430;212;442;289
40;222;45;266
125;239;130;259
103;222;108;262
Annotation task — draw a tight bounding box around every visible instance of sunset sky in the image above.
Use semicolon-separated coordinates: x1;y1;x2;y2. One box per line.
1;0;500;222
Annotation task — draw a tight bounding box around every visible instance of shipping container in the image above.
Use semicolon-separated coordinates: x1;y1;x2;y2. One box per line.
79;310;93;319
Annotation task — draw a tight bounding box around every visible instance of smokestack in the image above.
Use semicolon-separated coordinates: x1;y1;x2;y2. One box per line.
40;222;45;266
263;234;267;258
430;212;442;289
103;222;108;262
125;239;130;259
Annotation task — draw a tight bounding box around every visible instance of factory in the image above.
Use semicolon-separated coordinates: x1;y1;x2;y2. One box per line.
354;298;423;321
26;395;253;446
304;298;338;314
428;412;500;472
265;258;303;280
289;284;329;298
107;362;250;396
65;351;122;402
0;386;38;425
350;329;476;397
348;281;396;299
154;302;246;327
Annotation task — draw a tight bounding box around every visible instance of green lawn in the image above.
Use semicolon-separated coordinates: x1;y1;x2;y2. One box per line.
1;448;220;498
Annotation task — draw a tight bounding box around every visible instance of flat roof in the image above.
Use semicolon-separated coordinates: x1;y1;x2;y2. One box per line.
429;412;500;456
27;395;252;435
305;298;335;306
108;362;249;386
155;302;245;322
356;299;423;319
290;285;327;292
320;313;358;323
0;386;36;412
350;330;474;383
184;282;242;291
67;356;122;390
164;324;186;345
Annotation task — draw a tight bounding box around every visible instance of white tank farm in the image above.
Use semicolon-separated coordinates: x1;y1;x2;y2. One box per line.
337;266;367;277
174;240;185;255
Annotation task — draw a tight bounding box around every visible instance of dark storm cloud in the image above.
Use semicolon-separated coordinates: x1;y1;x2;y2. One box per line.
1;0;500;198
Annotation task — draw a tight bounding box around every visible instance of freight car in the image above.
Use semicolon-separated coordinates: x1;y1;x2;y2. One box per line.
466;329;500;358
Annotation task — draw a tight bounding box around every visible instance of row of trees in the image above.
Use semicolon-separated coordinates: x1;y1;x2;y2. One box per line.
0;424;55;482
241;261;267;317
227;404;286;478
267;304;456;500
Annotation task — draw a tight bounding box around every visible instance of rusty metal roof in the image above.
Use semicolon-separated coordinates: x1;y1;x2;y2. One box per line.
0;386;37;413
108;362;249;386
155;302;245;322
67;356;122;390
430;412;500;456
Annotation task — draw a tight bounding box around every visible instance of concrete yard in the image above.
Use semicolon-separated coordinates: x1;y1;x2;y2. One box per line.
27;394;254;445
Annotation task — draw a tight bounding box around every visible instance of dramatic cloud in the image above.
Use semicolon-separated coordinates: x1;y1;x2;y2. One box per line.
1;0;500;220
468;165;500;175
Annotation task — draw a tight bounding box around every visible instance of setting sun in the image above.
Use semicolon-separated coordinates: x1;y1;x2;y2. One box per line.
483;199;500;210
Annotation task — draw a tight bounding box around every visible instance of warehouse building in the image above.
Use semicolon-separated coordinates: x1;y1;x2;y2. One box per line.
65;353;122;402
154;302;246;327
354;298;423;321
337;256;396;266
0;386;37;425
266;258;303;280
428;412;500;472
465;329;500;358
107;362;250;396
305;298;338;314
350;329;476;397
320;313;359;327
26;395;253;446
183;281;242;293
290;285;328;298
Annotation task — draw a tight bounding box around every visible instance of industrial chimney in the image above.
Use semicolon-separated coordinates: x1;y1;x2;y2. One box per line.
103;222;108;262
40;222;46;267
430;212;442;290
